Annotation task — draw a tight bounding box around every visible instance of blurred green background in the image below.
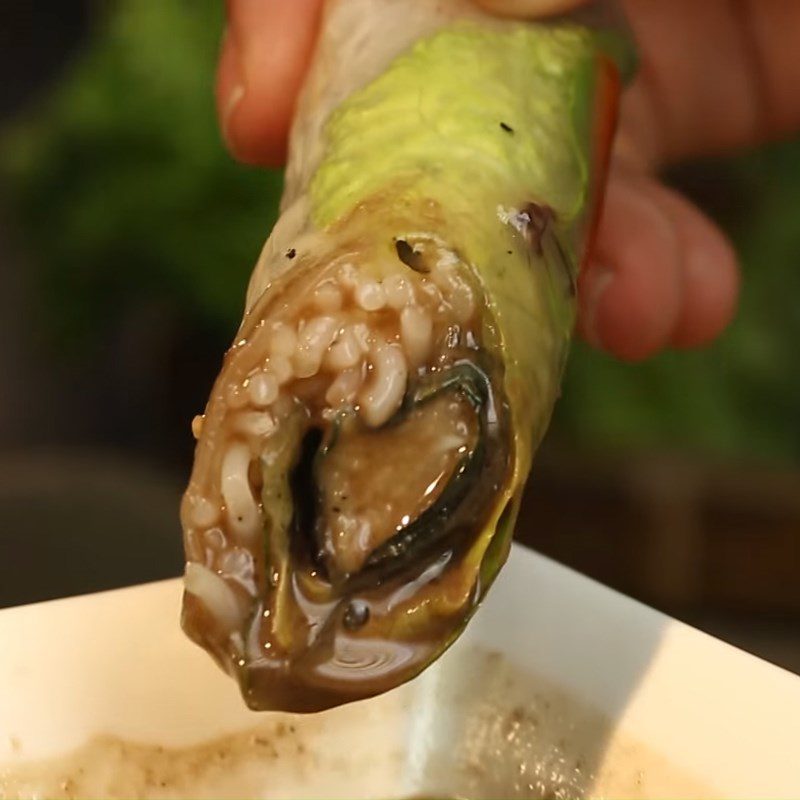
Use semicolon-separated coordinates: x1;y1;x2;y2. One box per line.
0;2;798;667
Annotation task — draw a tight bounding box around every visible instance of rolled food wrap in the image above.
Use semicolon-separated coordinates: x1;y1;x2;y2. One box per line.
181;0;629;712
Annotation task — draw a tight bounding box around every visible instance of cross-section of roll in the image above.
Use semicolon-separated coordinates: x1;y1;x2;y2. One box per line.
181;0;628;711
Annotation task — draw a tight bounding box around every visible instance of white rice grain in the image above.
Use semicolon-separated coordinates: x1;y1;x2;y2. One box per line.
187;495;219;528
248;371;279;407
293;315;339;378
221;442;260;539
360;341;408;426
355;280;387;311
184;562;243;631
191;415;204;439
383;274;415;309
325;325;365;371
268;322;298;358
326;366;364;406
400;305;434;366
268;355;294;385
234;410;276;439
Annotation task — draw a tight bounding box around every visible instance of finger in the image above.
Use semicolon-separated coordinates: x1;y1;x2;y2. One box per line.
578;173;683;361
617;0;800;163
746;0;800;136
473;0;587;17
653;186;740;349
217;0;324;166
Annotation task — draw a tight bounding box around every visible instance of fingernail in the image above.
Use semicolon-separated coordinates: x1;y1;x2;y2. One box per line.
222;83;245;150
218;27;246;153
582;266;615;350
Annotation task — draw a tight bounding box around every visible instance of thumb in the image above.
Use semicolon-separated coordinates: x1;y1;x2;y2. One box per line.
474;0;588;17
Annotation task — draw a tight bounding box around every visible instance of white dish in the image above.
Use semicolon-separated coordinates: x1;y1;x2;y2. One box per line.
1;544;799;799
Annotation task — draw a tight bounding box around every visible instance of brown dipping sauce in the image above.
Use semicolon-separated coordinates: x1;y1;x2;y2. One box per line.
0;649;712;800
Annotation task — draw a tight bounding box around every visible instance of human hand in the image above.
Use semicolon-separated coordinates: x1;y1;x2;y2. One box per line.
215;1;798;360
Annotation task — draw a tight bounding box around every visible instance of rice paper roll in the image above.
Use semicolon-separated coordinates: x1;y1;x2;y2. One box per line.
181;0;629;712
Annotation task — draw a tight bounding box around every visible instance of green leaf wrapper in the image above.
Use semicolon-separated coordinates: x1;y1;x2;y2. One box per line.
181;0;628;712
